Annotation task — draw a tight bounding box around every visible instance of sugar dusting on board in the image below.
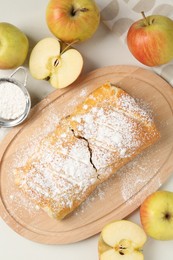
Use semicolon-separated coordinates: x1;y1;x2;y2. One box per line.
117;148;161;203
5;85;161;220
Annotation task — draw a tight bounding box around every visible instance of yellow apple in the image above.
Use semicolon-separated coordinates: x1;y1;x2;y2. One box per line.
46;0;100;43
0;22;29;69
98;220;147;260
140;190;173;240
29;37;83;89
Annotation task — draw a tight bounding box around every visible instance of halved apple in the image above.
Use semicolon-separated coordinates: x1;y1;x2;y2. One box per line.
98;220;147;260
29;37;83;89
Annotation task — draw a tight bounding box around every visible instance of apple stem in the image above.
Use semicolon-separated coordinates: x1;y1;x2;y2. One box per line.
141;11;150;26
60;40;79;55
71;7;89;16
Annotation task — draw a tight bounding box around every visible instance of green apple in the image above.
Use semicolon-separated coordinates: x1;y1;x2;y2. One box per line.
29;37;83;89
140;190;173;240
0;22;29;69
98;220;147;260
127;13;173;66
46;0;100;43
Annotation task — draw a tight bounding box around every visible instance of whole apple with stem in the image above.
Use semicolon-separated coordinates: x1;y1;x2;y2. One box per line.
29;37;83;89
127;12;173;66
46;0;100;43
0;22;29;69
140;190;173;240
98;220;147;260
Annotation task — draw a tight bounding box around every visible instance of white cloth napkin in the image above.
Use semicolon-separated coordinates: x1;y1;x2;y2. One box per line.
96;0;173;85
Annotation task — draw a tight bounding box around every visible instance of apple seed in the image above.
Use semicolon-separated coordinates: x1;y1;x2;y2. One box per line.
54;59;59;67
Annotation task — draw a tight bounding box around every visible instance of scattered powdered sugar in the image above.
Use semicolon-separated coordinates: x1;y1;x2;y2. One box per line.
83;104;88;110
79;88;87;98
8;188;40;217
117;94;153;123
0;82;26;120
135;98;153;118
73;183;107;215
13;106;61;168
117;148;161;203
66;88;87;108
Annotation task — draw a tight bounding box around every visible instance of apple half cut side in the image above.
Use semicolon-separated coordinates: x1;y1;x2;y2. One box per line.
29;37;83;89
98;220;147;260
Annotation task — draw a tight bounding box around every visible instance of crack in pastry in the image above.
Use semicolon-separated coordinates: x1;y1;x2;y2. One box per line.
70;128;98;172
14;126;98;219
14;82;160;220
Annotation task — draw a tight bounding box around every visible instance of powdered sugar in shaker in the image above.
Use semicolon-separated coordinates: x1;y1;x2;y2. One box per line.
0;67;31;127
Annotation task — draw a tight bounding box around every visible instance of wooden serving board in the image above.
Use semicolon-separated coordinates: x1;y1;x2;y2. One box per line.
1;65;173;244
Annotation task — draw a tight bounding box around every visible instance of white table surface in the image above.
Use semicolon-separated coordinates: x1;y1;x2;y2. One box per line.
0;0;173;259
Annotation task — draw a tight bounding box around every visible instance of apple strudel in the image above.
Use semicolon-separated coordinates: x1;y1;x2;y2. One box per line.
14;83;160;219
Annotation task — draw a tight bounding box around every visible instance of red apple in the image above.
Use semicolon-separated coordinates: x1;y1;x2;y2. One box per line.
46;0;100;43
127;13;173;67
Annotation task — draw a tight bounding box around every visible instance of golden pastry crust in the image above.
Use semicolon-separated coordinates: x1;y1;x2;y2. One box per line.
14;83;160;220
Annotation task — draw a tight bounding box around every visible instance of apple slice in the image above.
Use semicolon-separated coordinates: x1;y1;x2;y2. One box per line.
29;37;83;89
98;220;147;260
